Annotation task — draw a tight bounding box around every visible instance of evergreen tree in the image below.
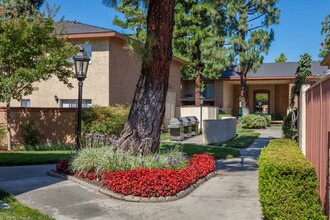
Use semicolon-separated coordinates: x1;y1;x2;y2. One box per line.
0;7;77;150
173;0;230;105
1;0;45;16
103;0;176;155
288;53;312;141
320;14;330;58
112;0;147;41
112;0;231;105
223;0;280;114
290;53;312;107
275;52;287;63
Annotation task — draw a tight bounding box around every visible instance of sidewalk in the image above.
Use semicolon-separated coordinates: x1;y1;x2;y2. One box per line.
0;127;282;220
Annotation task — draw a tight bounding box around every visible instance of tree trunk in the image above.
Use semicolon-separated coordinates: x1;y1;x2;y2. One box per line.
194;70;201;105
115;0;175;156
6;102;12;151
239;73;250;115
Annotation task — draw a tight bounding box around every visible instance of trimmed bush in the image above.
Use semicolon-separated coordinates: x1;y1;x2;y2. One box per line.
82;105;129;136
241;114;268;129
258;139;326;220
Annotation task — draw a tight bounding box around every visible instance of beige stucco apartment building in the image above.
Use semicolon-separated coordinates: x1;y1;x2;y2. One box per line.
3;21;187;126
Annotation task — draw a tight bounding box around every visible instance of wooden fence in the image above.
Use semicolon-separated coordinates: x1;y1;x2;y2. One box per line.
306;74;330;216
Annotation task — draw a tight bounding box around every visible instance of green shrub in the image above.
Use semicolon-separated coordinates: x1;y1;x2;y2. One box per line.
70;146;188;174
19;120;41;146
258;139;326;220
82;105;129;136
241;114;268;129
271;113;283;121
0;123;5;147
282;110;297;139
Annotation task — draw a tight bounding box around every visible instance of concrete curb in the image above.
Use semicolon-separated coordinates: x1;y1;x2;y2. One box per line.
47;170;219;203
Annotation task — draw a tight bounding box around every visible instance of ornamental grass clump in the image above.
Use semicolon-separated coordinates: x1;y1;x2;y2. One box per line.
70;146;188;175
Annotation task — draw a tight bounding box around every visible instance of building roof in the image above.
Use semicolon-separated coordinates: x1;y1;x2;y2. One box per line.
221;62;328;79
57;21;189;66
58;21;115;35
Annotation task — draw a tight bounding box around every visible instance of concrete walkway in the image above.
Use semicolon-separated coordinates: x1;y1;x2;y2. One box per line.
0;127;282;220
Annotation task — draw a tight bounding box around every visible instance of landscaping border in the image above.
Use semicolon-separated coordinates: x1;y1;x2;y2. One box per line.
47;169;218;203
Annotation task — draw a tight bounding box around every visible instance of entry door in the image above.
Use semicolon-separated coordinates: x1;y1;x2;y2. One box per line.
254;90;270;114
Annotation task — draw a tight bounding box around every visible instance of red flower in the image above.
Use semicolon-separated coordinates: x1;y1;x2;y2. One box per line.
101;154;215;197
321;42;324;46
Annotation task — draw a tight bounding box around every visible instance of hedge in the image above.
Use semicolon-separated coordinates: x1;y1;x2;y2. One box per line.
241;114;268;129
258;139;326;220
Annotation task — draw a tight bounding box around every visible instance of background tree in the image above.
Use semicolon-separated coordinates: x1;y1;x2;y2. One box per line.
112;0;147;42
224;0;280;114
320;14;330;57
290;53;312;107
174;0;230;105
275;52;287;63
1;0;45;16
103;0;176;155
0;8;77;150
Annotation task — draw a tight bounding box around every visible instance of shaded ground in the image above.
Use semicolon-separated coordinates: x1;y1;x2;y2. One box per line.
0;127;282;220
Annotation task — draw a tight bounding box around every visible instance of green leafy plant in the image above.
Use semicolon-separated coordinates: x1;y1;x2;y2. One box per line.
282;110;298;139
271;113;283;121
19;120;41;146
241;114;268;129
82;105;129;136
0;123;6;148
258;139;326;220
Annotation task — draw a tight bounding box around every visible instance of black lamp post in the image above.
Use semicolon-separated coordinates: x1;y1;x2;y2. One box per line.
199;95;205;134
73;46;90;150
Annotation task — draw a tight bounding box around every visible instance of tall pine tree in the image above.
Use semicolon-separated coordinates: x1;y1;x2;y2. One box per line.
223;0;280;114
112;0;231;105
103;0;176;155
174;0;230;105
275;52;287;63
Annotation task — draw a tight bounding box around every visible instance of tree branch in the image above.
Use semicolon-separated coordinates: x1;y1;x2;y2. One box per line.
247;13;266;23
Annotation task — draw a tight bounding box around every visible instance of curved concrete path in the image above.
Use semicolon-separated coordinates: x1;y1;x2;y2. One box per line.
0;127;282;220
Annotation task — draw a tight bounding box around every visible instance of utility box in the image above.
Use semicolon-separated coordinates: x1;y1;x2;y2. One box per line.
188;116;199;135
168;118;184;141
181;117;192;138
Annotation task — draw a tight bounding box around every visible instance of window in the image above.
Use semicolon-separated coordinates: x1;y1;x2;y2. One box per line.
202;82;215;98
21;99;31;107
60;99;92;108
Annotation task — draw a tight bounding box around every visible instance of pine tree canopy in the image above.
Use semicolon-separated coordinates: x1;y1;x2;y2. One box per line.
275;52;287;63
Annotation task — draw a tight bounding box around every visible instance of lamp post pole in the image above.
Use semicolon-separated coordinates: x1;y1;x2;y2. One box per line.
73;46;90;150
77;80;83;150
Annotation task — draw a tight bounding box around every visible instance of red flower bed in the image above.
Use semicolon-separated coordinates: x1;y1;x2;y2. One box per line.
103;154;215;197
56;153;216;198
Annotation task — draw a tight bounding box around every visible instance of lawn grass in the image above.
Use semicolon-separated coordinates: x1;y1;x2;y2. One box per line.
160;133;170;141
160;142;240;159
0;151;73;166
0;190;54;220
218;125;260;148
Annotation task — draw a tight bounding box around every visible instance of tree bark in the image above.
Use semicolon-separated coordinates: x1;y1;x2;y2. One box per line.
6;102;12;151
194;70;201;105
239;73;250;115
115;0;175;156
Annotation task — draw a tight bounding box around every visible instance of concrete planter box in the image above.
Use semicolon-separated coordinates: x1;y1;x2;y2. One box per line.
202;117;236;145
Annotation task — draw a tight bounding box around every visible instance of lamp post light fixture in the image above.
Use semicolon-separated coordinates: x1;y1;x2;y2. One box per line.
73;46;90;150
199;95;205;134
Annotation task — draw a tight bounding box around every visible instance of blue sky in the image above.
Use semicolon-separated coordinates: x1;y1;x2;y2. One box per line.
42;0;330;63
